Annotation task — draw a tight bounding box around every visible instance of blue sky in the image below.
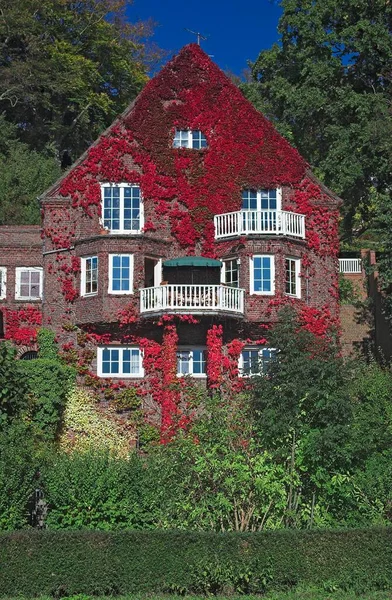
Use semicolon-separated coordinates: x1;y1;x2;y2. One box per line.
127;0;282;76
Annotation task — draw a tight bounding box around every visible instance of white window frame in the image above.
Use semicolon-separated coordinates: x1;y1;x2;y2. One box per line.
81;256;98;297
285;257;301;298
97;346;144;378
177;347;207;378
108;254;134;295
15;267;43;300
173;129;208;149
242;188;282;211
250;255;275;295
0;268;6;300
239;347;277;377
221;258;239;288
100;183;144;234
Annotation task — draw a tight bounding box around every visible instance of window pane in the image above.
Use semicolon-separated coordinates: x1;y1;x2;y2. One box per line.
177;351;190;374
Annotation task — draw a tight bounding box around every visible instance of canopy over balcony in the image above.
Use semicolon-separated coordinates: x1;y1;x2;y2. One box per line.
214;210;305;240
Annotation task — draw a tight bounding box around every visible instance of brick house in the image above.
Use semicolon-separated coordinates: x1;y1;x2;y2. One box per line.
0;45;341;434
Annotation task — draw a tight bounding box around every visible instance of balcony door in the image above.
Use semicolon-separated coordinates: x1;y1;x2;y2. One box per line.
144;258;162;288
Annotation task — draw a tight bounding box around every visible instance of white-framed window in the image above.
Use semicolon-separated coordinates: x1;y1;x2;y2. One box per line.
15;267;43;300
177;348;207;377
0;268;6;300
173;129;208;149
242;188;282;211
239;347;276;377
81;256;98;296
222;258;239;288
101;183;143;233
285;257;301;298
250;255;275;295
97;346;144;378
108;254;133;294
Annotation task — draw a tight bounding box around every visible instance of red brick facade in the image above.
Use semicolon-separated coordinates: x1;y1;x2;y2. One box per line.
0;45;344;432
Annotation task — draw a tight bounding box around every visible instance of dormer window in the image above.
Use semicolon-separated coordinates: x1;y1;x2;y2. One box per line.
173;129;207;149
101;183;143;234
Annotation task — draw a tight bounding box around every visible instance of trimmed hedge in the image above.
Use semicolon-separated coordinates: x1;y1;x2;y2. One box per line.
0;527;391;596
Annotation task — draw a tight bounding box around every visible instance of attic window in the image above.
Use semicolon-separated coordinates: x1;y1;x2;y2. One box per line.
173;129;207;149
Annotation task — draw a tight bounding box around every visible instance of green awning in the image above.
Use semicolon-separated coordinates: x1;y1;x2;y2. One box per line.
163;256;222;268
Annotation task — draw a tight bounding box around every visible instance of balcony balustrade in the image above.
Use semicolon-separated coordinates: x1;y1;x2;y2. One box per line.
214;210;305;240
339;258;362;274
140;284;245;316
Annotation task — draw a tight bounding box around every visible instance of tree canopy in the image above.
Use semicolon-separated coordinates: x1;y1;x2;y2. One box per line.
245;0;392;244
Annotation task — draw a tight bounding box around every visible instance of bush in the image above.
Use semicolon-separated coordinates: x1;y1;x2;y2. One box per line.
0;528;391;596
0;342;30;424
18;359;75;441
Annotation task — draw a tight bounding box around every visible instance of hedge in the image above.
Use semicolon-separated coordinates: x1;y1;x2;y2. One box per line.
0;527;391;596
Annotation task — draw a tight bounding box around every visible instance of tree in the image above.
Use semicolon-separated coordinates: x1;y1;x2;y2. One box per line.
246;0;392;243
0;0;157;162
0;115;60;223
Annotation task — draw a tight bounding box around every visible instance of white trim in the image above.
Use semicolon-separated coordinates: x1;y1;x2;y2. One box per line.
97;346;144;378
108;254;134;295
285;257;301;299
176;347;207;378
249;255;275;295
239;347;277;377
0;267;6;300
80;256;98;297
100;183;144;234
15;267;43;300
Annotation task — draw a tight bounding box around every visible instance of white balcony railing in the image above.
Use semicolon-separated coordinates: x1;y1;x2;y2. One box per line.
339;258;362;274
214;210;305;240
140;284;245;315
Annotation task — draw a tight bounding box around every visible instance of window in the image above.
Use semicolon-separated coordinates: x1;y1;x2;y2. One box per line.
250;255;275;295
285;257;301;298
109;254;133;294
15;267;43;300
239;347;276;377
20;351;38;360
97;347;144;377
81;256;98;296
0;268;6;299
173;129;207;149
101;184;143;233
177;348;206;377
222;259;239;288
242;188;281;211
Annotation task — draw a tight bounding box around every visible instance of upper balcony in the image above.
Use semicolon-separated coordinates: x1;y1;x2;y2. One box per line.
140;284;245;317
214;210;305;241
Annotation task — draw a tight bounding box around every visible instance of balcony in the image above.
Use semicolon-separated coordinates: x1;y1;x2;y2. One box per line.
140;284;245;316
214;210;305;240
339;258;362;273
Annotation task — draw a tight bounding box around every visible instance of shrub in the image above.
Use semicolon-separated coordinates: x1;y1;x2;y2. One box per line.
0;528;391;596
0;342;30;424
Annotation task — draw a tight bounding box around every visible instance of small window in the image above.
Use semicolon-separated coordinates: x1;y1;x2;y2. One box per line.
0;267;6;300
97;347;144;378
222;259;239;288
239;347;276;377
177;348;206;377
108;254;133;294
250;255;275;295
173;129;207;149
15;267;43;300
285;257;301;298
242;189;281;211
81;256;98;296
101;184;143;233
20;351;38;360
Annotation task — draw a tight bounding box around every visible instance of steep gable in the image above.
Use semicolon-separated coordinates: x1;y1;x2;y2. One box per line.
42;44;336;254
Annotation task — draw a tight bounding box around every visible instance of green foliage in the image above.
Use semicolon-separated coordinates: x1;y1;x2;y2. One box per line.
0;528;391;596
0;115;60;224
37;328;59;360
0;342;30;425
18;359;75;441
0;423;37;530
0;0;157;163
338;274;360;304
59;387;134;456
41;451;160;530
246;0;392;243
